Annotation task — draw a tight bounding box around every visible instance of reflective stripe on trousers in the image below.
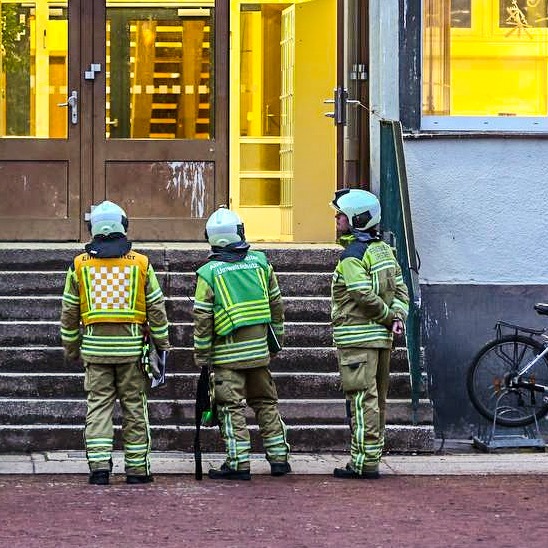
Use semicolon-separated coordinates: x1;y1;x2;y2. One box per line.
347;348;391;474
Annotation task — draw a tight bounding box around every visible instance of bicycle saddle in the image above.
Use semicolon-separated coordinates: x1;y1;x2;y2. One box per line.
534;303;548;316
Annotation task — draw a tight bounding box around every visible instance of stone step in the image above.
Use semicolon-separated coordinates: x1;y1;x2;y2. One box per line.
0;321;406;350
0;322;336;347
0;272;333;298
0;398;434;426
0;246;341;273
0;346;410;374
0;371;423;399
0;295;331;322
0;423;435;453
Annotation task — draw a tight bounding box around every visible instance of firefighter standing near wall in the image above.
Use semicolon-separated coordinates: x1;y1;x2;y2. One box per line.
193;206;290;480
330;189;409;479
60;201;170;485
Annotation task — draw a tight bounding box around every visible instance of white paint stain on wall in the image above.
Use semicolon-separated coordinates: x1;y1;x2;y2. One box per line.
165;161;206;218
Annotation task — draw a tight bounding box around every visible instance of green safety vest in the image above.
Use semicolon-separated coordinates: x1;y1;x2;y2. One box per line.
196;251;272;336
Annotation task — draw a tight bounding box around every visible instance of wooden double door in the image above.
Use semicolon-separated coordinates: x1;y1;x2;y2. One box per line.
0;0;227;241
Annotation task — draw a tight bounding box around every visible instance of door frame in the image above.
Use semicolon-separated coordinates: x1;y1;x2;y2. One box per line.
0;0;82;240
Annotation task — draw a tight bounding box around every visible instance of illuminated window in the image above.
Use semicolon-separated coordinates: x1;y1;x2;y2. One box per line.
422;0;548;131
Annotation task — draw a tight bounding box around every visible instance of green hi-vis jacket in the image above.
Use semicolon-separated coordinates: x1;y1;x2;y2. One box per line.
60;251;170;364
331;237;409;349
193;250;284;369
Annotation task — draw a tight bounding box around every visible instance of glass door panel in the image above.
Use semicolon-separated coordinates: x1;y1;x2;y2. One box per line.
106;3;214;139
1;1;68;138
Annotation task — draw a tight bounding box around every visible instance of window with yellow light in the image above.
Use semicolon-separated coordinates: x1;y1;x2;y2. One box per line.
422;0;548;131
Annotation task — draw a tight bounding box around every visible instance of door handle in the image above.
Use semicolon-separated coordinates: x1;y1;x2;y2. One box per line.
57;90;78;124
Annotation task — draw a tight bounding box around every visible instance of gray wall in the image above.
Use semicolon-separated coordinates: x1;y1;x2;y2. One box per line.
405;139;548;284
423;284;548;438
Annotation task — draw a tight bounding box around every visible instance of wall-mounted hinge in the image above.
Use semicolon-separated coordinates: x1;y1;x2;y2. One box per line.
350;63;368;81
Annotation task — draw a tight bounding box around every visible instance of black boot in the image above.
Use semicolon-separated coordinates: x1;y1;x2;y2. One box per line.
89;470;110;485
270;461;291;477
333;464;380;480
126;474;154;484
208;463;251;480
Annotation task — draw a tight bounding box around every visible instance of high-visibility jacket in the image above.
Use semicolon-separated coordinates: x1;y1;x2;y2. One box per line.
331;237;409;349
73;252;148;325
193;250;284;369
61;250;169;363
196;251;272;336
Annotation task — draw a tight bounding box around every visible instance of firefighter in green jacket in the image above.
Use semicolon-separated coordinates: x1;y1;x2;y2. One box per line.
330;189;409;479
193;206;290;480
60;201;170;485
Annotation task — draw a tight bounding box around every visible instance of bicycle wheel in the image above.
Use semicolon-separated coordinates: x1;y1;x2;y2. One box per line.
467;335;548;427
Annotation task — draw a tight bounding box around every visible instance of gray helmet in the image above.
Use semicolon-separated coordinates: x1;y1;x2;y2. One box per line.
89;200;128;237
204;206;245;247
331;188;381;231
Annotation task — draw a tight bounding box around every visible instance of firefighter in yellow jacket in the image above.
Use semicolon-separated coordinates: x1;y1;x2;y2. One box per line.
330;189;409;479
193;207;290;480
60;201;170;485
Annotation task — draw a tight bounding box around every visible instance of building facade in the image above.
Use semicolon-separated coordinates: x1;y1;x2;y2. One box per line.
4;0;546;439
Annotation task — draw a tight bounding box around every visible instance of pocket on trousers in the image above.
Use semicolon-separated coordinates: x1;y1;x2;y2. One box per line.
213;371;234;405
339;361;366;393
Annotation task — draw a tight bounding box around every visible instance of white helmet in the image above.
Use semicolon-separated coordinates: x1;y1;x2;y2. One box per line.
205;206;245;247
331;188;381;231
89;200;128;237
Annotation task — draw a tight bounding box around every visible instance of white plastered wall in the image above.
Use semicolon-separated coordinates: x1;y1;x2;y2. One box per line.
404;139;548;283
368;0;400;194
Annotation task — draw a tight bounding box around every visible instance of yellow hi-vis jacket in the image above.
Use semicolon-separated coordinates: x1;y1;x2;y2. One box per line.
74;252;148;325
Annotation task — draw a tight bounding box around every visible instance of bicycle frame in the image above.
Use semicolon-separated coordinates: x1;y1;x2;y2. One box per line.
514;339;548;378
507;337;548;395
495;321;548;393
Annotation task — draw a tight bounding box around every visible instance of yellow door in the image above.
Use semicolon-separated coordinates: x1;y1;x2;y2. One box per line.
230;0;337;242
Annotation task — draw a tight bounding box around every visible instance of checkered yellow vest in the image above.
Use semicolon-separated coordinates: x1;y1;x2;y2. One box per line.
74;252;148;325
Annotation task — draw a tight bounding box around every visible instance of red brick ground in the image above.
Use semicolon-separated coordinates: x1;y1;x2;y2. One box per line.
0;474;545;547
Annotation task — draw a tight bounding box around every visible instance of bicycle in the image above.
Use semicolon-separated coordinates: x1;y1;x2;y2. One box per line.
467;303;548;428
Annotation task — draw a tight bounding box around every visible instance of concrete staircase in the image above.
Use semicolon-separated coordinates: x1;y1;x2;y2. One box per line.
0;244;434;454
